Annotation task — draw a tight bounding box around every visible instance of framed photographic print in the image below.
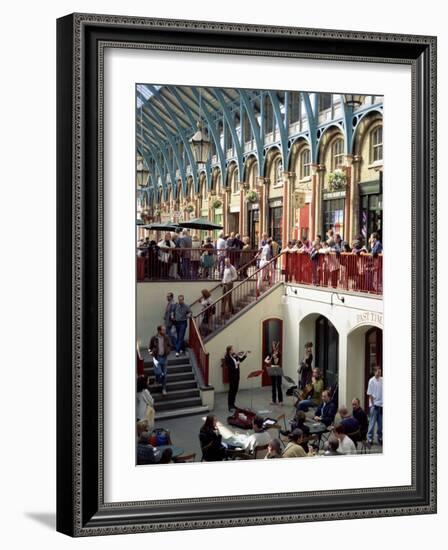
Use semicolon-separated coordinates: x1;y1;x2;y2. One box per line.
56;13;437;536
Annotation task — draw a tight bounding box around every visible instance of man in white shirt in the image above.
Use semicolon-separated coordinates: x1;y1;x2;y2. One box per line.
244;416;272;456
222;257;238;316
366;366;383;445
216;231;227;278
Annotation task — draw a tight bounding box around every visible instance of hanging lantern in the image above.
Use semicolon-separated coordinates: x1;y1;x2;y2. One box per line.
189;121;211;165
342;94;364;108
136;155;150;187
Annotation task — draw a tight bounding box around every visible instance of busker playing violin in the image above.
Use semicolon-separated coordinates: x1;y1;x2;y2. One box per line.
297;341;313;390
224;346;251;412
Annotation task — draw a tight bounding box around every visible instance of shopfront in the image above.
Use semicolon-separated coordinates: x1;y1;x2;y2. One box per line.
247;202;260;248
322;190;345;239
359;178;383;243
268;198;283;245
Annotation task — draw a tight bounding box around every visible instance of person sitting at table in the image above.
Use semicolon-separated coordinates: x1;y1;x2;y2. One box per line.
199;415;227;462
136;432;162;465
296;368;324;412
333;424;357;454
313;390;337;427
338;405;361;444
323;436;340;456
282;429;308;458
281;410;311;453
265;439;283;459
352;398;369;442
244;415;272;455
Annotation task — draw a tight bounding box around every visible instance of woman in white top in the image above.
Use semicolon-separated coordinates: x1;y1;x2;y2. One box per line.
190;234;202;279
199;288;213;336
157;232;175;278
136;376;155;427
334;424;357;454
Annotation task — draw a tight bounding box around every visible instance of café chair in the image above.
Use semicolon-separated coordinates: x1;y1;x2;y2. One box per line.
174;453;196;463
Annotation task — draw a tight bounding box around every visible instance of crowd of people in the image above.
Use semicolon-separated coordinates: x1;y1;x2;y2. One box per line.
136;328;383;464
137;226;383;296
137;229;267;281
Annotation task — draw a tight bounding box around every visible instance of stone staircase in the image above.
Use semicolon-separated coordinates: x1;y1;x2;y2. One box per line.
202;279;283;343
143;350;209;420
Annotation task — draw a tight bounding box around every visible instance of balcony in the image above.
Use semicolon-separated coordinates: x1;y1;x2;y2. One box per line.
284;251;383;296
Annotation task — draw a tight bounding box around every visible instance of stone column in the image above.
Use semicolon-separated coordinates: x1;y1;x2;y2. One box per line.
282;171;296;248
315;165;326;239
341;155;353;241
309;164;319;242
238;182;248;236
256;177;270;238
222;189;230;234
349;155;362;242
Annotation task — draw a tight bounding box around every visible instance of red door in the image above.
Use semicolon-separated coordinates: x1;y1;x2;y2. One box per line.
261;318;283;387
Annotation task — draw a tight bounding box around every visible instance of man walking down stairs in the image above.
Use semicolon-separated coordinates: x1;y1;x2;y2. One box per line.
142;348;209;420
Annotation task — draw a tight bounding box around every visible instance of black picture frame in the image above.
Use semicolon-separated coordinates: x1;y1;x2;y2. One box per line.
56;13;437;536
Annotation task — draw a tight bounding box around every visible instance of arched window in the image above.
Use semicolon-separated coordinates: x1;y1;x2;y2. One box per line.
331;137;344;170
232;168;239;194
370;125;383;163
276;158;283;185
300;148;311;179
200;176;207;199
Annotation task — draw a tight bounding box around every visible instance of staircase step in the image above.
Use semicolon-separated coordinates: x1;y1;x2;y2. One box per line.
149;372;196;383
144;364;193;375
153;388;200;402
155;396;203;412
155;405;209;421
149;380;197;393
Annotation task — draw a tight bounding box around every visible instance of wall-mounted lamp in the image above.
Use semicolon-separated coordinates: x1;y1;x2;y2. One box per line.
330;292;345;306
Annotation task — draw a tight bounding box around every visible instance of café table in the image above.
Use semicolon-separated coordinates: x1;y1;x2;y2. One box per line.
304;420;329;449
155;444;184;459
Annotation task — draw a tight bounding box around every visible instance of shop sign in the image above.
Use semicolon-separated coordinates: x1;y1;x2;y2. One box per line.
323;190;346;200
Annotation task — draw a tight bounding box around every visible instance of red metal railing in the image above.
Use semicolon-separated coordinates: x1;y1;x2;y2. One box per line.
188;317;210;385
193;252;285;338
136;247;259;282
284;251;383;295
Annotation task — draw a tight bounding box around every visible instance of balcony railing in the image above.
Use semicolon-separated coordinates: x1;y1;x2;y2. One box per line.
137;245;383;296
136;247;259;282
188;318;210;385
192;253;284;339
284;251;383;295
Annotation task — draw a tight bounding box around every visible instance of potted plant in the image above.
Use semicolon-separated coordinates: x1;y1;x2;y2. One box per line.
184;204;195;213
212;198;223;209
246;190;258;203
328;168;347;190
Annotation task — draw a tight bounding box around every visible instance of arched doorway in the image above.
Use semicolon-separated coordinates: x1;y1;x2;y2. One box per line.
346;324;383;411
315;316;339;394
261;318;283;387
365;327;383;409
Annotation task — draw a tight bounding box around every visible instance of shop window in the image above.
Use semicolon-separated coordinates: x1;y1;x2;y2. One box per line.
323;198;345;238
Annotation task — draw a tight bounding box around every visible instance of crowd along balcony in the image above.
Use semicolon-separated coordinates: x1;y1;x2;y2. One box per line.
136;247;259;282
284;251;383;295
137;246;383;297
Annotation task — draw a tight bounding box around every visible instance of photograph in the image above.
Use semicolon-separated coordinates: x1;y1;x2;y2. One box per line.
135;85;384;465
